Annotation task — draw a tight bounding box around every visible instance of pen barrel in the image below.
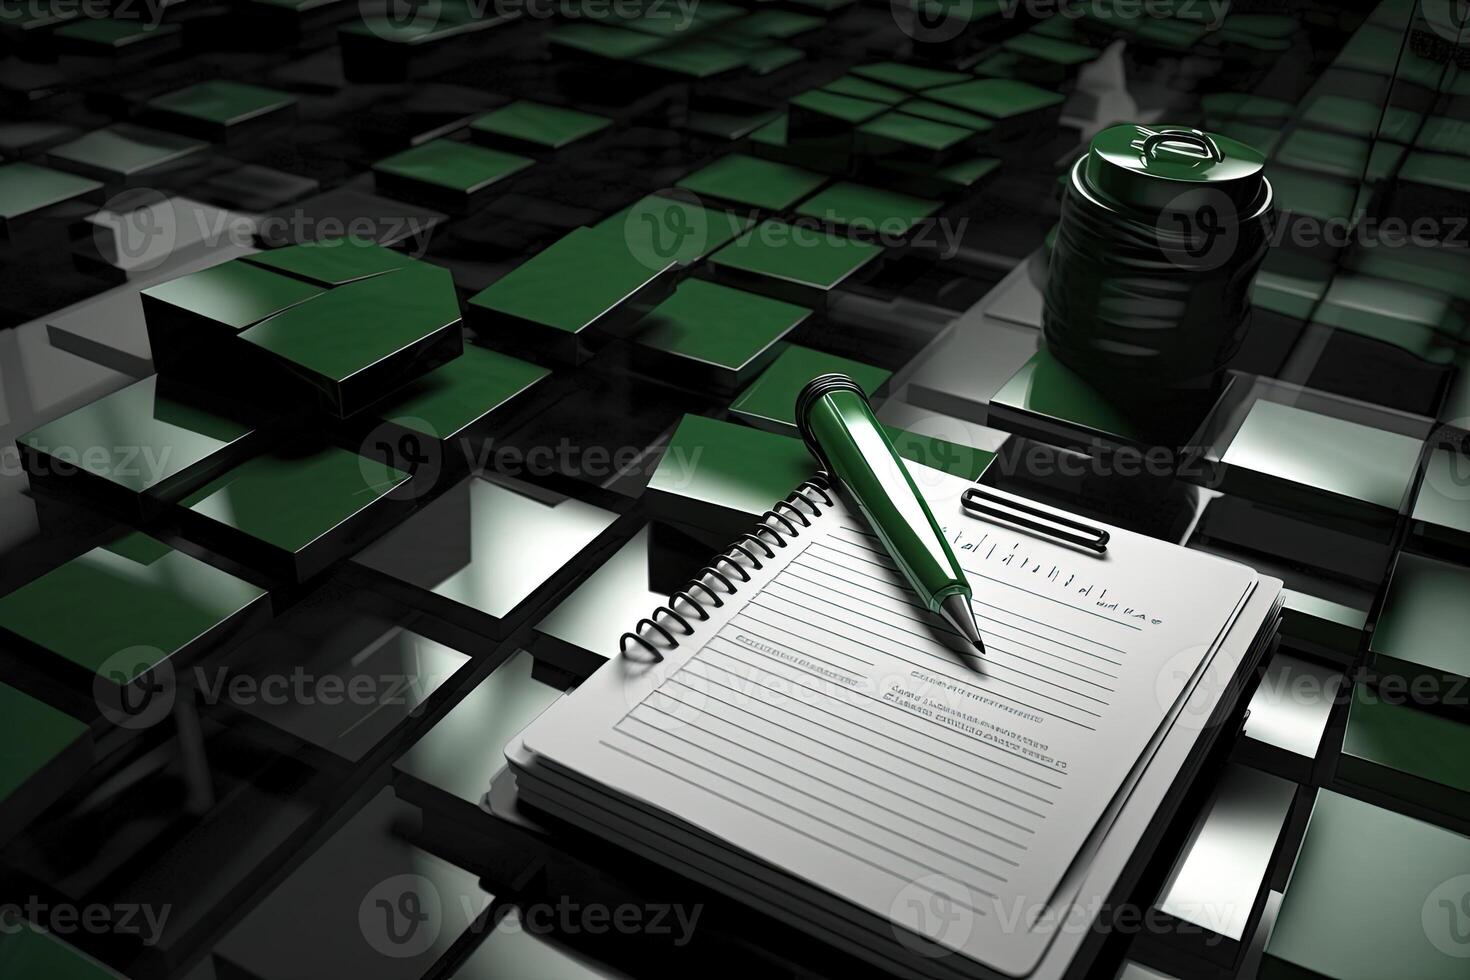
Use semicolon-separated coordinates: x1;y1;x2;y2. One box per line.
796;376;967;613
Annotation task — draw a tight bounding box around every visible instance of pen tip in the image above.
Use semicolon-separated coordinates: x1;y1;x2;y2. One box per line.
972;637;986;657
938;593;986;658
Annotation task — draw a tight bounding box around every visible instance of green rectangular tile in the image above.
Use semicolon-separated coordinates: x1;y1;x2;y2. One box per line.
728;343;890;435
241;236;413;286
1415;116;1470;157
822;74;907;105
0;531;268;695
0;681;91;840
1369;553;1470;696
1278;588;1367;659
179;445;411;581
857;111;976;161
597;193;754;268
548;22;670;59
925;78;1065;121
53;17;181;50
1311;275;1460;363
46;123;207;184
141;258;325;371
145;80;297;142
373;138;532;211
636;39;749;78
1275;128;1369;180
1263;791;1469;980
795;181;938;233
885;425;995;482
646;413;815;533
1398;151;1470;195
364;342;550;470
727;9;823;38
989;348;1162;450
634;278;809;391
237;260;463;417
707;218;883;308
1338;684;1470;821
676;152;825;210
467;225;677;365
0;161;103;241
788;88;888;135
1003;32;1099;66
469;100;611;152
850;61;967;91
0;922;124;980
17;375;261;520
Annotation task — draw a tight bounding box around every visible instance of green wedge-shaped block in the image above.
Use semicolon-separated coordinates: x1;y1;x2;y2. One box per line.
634;279;809;391
729;343;890;434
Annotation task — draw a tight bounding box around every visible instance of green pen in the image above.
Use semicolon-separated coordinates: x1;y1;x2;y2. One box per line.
795;374;985;656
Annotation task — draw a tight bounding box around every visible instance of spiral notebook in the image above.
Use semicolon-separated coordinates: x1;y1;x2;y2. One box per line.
509;466;1282;980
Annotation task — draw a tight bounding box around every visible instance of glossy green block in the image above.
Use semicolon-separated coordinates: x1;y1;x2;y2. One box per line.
795;181;939;234
1369;553;1470;697
989;348;1166;450
363;342;550;473
46;123;207;185
0;923;123;980
17;375;261;520
469;100;611;152
0;682;91;841
729;9;823;39
634;279;809;391
373;138;532;211
238;260;463;418
598;193;754;268
877;154;1001;198
1263;791;1470;980
1268;167;1356;223
145;80;297;143
646;413;815;534
180;445;411;582
823;74;906;105
788;89;888;137
1301;94;1420;142
1415;116;1470;157
1275;129;1369;180
729;344;890;435
548;22;670;60
925;78;1065;134
637;39;750;78
1398;151;1470;195
355;475;619;639
140;258;325;371
851;61;967;91
1337;684;1470;824
1220;400;1423;517
857;111;975;161
241;236;412;286
885;425;994;482
467;225;677;365
1003;32;1098;66
707;218;883;308
675;152;825;211
1412;448;1470;553
0;532;268;699
0;161;102;242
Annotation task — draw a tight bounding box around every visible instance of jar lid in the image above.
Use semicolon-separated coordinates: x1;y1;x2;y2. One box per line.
1082;123;1267;215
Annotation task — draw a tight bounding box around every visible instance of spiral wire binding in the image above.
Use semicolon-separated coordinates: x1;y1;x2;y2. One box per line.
619;475;835;662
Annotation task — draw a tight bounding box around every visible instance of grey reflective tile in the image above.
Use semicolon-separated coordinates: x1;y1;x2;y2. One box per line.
214;789;493;980
354;475;620;640
395;650;563;813
1236;652;1344;783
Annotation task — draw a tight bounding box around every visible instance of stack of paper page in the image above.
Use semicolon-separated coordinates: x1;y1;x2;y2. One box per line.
509;468;1282;980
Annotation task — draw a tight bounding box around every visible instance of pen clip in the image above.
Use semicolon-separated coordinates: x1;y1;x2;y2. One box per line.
960;488;1110;555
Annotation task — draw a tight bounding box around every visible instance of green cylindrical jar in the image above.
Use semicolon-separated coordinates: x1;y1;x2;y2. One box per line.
1044;124;1273;397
